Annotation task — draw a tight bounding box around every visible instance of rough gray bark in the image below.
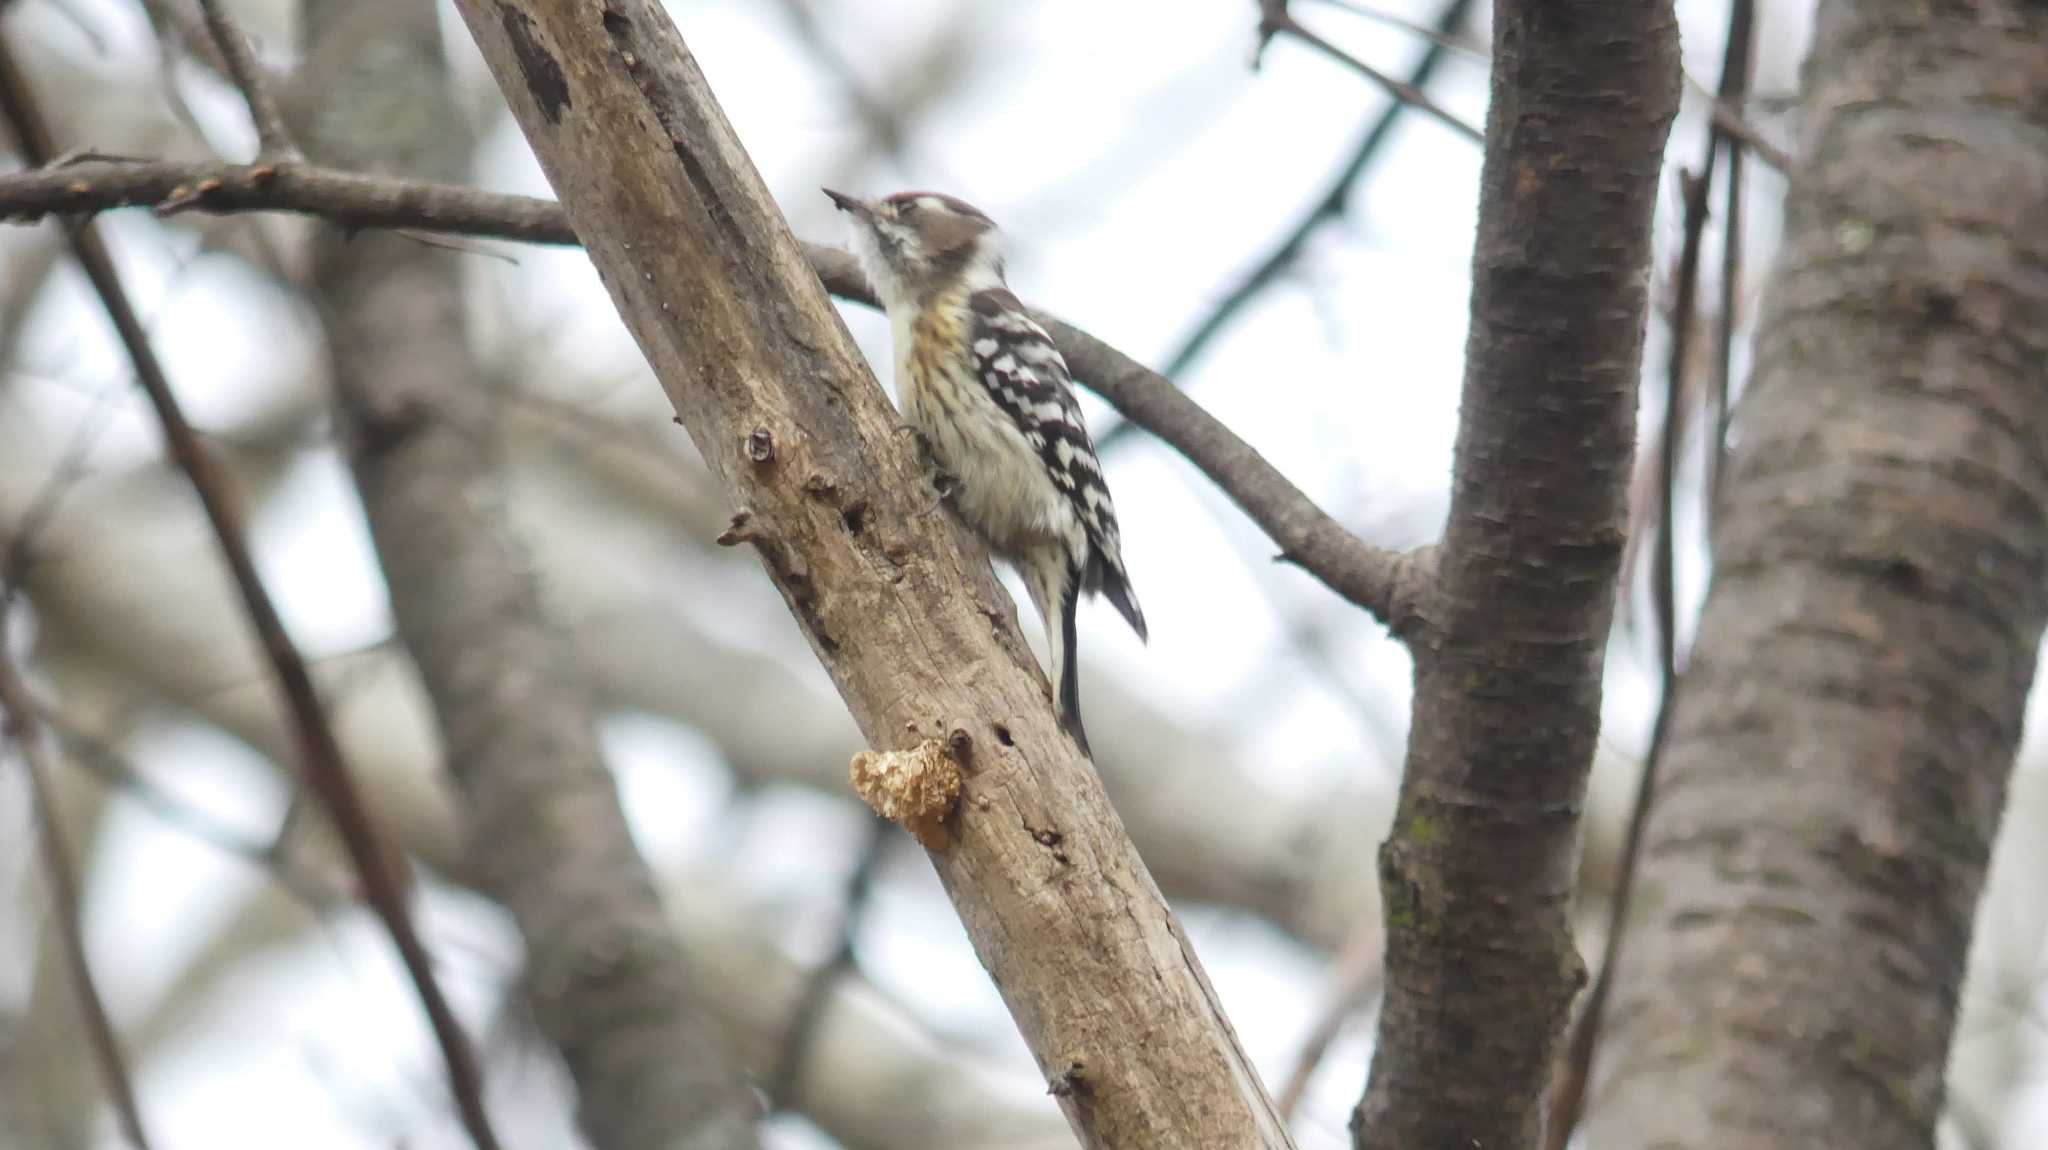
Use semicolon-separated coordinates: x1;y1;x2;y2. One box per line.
451;2;1292;1145
291;2;761;1147
1585;3;2048;1147
1351;1;1679;1146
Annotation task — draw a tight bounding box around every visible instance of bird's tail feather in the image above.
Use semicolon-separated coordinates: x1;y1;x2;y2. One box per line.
1022;554;1091;757
1056;574;1088;756
1092;551;1147;643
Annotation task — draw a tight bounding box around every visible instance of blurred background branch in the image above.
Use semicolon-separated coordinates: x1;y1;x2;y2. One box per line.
0;24;500;1148
0;637;157;1150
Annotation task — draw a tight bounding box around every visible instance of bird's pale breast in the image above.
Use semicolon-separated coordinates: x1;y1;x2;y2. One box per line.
898;301;1080;559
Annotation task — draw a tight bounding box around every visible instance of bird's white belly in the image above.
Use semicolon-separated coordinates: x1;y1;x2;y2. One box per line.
899;353;1079;560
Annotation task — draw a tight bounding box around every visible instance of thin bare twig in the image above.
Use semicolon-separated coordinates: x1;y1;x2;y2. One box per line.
1299;0;1485;62
868;239;1435;623
136;0;232;77
192;0;296;159
1096;0;1476;448
138;0;298;285
0;642;158;1150
1;383;121;590
44;712;346;908
1291;4;1789;179
1708;2;1756;521
771;0;915;164
1656;167;1712;664
0;40;501;1150
1287;1;1787;179
0;158;577;240
1274;916;1385;1117
1684;70;1790;176
1256;1;1482;145
769;815;893;1107
1173;0;1477;381
1702;100;1788;175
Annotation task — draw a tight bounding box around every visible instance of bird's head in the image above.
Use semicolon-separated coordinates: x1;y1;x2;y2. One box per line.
825;189;1004;312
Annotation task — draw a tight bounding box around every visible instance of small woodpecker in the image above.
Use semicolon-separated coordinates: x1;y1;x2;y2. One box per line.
827;188;1146;756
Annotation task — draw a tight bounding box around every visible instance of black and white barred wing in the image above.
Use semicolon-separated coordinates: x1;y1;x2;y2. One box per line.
967;288;1147;641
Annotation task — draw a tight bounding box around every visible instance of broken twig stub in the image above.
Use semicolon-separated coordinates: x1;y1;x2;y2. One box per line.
849;739;962;850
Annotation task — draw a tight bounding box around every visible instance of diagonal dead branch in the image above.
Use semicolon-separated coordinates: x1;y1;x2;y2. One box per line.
192;0;295;159
450;1;1297;1144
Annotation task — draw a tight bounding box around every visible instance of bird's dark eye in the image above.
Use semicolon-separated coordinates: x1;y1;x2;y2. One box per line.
896;199;920;218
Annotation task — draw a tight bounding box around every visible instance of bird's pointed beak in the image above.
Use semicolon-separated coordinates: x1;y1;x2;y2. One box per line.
822;187;873;218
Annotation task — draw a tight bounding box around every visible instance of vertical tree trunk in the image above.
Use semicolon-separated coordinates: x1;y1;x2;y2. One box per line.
1350;1;1679;1145
293;2;762;1146
1586;3;2048;1146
